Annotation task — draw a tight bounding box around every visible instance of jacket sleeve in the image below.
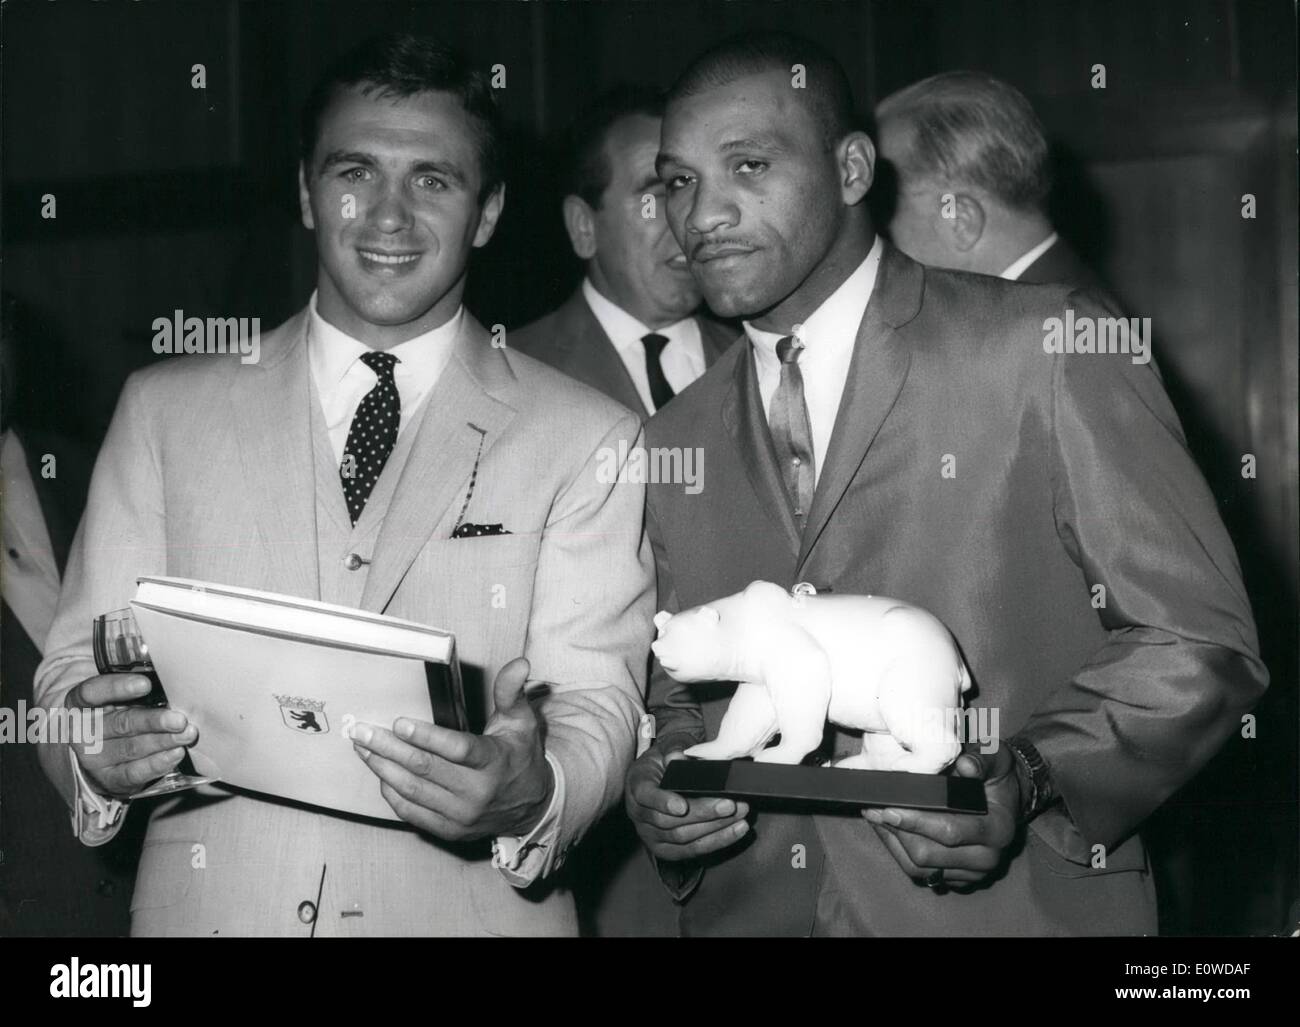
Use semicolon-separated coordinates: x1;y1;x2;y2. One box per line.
1019;290;1268;864
34;372;167;841
644;494;707;753
521;410;656;875
642;486;708;903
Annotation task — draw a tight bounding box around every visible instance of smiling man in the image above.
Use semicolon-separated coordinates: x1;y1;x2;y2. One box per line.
35;34;653;936
626;31;1266;936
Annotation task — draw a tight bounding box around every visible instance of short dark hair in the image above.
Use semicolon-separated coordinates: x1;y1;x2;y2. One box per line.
876;72;1051;211
299;33;503;203
667;31;860;150
564;84;665;209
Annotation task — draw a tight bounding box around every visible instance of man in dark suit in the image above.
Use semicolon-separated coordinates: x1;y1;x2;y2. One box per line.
626;32;1266;935
0;293;140;935
875;71;1117;302
512;85;735;418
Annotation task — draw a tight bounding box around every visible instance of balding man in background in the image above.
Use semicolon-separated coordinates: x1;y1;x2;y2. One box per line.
875;71;1116;302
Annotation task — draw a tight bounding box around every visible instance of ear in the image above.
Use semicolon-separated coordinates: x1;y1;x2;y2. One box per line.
562;194;598;261
946;192;985;253
298;162;315;231
473;183;506;249
653;610;673;632
838;131;876;207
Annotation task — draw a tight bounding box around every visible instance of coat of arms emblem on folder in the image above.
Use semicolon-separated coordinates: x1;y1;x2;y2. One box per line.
274;695;329;734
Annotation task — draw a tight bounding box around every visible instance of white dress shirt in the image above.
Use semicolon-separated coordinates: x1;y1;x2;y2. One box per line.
306;293;563;888
1;429;62;653
308;292;465;464
1000;231;1059;281
581;278;707;412
744;236;884;486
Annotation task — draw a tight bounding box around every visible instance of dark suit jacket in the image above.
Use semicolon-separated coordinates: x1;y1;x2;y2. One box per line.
1020;236;1119;306
0;427;142;936
644;242;1267;936
511;287;737;416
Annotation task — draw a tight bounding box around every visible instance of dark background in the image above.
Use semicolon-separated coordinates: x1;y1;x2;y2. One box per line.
2;0;1295;935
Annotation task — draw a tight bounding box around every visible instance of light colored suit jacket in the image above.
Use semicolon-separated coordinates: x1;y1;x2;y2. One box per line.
645;242;1266;935
35;307;654;936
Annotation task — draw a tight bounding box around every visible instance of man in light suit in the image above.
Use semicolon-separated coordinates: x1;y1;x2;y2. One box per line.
875;71;1118;303
34;34;653;937
626;32;1266;935
512;85;735;417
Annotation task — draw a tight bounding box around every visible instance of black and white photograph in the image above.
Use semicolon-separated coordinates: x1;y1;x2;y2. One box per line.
0;0;1295;1006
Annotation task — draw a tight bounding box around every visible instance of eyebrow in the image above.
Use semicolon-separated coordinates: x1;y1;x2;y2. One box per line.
316;150;468;188
654;133;789;176
719;134;788;154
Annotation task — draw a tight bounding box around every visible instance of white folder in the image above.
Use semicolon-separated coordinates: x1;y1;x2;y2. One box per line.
129;576;466;821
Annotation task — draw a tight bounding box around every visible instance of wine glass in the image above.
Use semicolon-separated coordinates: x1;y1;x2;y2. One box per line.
92;607;214;796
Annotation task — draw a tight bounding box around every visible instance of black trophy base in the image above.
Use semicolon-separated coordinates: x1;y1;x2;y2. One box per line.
660;759;987;815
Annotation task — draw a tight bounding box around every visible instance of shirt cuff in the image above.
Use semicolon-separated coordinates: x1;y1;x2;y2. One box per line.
491;750;565;888
68;747;128;846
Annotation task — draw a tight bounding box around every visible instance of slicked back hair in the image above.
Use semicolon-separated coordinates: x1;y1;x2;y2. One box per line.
876;71;1051;212
300;32;503;203
667;31;861;151
564;84;666;209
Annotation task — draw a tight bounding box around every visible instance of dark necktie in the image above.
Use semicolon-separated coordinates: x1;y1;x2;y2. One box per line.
340;350;400;525
641;332;676;411
769;336;815;529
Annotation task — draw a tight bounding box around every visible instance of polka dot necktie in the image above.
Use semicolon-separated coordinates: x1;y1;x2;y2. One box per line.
769;336;815;531
340;350;400;525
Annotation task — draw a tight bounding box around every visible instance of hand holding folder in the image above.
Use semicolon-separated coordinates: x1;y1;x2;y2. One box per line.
130;577;469;821
349;656;556;841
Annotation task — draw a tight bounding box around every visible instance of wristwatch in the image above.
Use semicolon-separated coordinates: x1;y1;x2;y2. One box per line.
1008;736;1055;822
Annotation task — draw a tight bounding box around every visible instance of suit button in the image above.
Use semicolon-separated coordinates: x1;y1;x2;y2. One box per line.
297;900;317;924
343;553;364;571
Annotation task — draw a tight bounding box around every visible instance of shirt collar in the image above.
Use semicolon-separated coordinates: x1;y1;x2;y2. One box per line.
581;278;693;355
307;290;464;387
999;231;1059;281
744;234;884;360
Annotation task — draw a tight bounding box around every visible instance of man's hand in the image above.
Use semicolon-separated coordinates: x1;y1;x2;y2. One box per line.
863;745;1021;890
63;673;198;798
351;657;553;841
626;741;750;861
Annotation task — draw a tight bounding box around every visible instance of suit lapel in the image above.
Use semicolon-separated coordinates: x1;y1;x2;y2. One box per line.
721;344;802;557
360;313;517;613
20;430;72;575
230;310;320;600
795;244;922;576
556;291;649;415
699;315;741;367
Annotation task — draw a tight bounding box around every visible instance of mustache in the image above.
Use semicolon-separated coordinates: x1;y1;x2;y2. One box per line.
689;238;760;262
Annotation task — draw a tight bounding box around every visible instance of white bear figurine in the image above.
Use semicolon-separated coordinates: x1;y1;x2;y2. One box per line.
651;581;972;772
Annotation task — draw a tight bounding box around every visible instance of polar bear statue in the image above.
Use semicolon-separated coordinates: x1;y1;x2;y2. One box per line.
651;581;972;772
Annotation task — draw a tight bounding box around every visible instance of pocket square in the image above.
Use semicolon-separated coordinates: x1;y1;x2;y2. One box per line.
451;522;511;538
